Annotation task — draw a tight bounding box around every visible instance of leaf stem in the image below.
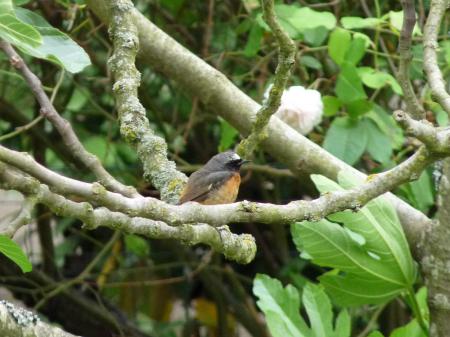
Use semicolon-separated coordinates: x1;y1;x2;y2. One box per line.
406;287;429;335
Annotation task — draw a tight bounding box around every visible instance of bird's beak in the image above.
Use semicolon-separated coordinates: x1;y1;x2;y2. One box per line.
240;159;251;165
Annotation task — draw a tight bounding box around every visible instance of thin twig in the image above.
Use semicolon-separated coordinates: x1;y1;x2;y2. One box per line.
423;0;450;114
0;115;44;142
236;0;296;158
34;231;121;310
398;0;424;119
0;40;139;198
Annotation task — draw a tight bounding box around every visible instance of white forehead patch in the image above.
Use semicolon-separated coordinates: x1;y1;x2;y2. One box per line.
231;153;241;160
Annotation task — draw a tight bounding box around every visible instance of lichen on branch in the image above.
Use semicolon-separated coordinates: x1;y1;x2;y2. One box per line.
236;0;296;158
106;0;187;203
0;163;256;264
424;0;450;115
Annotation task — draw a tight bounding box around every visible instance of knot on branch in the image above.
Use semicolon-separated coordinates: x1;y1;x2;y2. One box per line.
394;110;450;154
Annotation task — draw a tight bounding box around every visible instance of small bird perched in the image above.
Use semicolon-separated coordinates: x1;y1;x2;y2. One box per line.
179;151;249;205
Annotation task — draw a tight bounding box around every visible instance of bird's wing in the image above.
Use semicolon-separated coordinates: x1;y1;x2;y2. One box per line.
179;170;234;204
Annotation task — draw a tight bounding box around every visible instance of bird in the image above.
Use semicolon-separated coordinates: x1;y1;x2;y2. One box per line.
179;151;249;205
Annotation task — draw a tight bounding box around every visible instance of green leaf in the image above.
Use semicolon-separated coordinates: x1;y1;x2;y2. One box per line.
323;117;368;165
357;67;402;95
0;0;14;13
293;171;417;306
345;37;366;65
346;99;372;119
387;11;421;36
303;26;329;46
328;28;351;66
335;310;351;337
390;319;426;337
300;55;322;70
364;118;392;163
253;275;352;337
257;5;336;39
323;96;341;117
0;13;41;48
407;170;434;213
124;234;149;258
14;8;91;73
253;274;310;337
335;63;367;103
0;235;32;273
367;332;384;337
83;136;116;167
219;119;239;152
341;17;384;29
366;105;404;150
287;7;336;31
244;23;263;57
415;287;429;325
302;283;334;337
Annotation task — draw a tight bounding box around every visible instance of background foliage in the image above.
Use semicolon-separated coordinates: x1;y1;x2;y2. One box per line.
0;0;448;336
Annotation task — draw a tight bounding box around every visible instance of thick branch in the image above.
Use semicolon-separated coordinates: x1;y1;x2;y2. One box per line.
106;0;187;204
0;41;138;198
394;110;450;151
0;301;77;337
0;164;255;264
0;141;437;260
86;0;431;251
236;0;296;157
398;0;424;119
423;0;450;114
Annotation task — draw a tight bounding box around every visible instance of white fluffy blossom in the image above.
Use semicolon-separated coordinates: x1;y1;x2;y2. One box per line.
264;85;323;135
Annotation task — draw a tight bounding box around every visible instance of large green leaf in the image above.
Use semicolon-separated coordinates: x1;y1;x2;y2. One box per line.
358;67;402;95
328;28;351;66
253;275;351;337
0;235;32;273
256;5;336;39
253;274;310;337
364;118;392;164
292;171;417;306
0;13;41;48
345;37;367;66
287;7;336;31
0;0;14;13
14;8;91;73
386;11;421;36
323;117;368;165
341;17;384;29
335;63;367;103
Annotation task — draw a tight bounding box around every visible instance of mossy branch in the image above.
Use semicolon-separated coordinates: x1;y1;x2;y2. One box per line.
106;0;187;203
236;0;296;158
0;163;256;264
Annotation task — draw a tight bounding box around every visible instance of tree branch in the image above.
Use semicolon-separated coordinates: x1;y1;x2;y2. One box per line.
236;0;296;157
0;41;138;198
106;0;187;204
0;163;256;264
0;300;78;337
86;0;432;252
393;110;450;151
0;132;442;259
398;0;424;119
0;196;36;237
423;0;450;114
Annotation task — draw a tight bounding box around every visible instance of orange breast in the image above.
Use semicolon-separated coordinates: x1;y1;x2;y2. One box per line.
201;173;241;205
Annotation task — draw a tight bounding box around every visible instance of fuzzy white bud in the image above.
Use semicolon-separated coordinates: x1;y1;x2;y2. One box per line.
264;85;323;135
